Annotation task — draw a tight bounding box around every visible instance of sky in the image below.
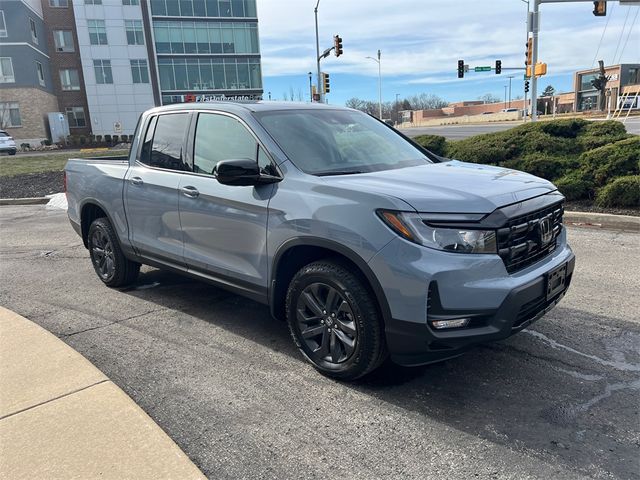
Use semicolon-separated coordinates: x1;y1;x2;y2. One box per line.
256;0;640;106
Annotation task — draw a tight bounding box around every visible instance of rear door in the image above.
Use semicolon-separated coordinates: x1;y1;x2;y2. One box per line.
178;111;276;295
124;112;191;266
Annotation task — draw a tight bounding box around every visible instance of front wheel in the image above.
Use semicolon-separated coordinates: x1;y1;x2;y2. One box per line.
87;217;140;287
286;260;387;380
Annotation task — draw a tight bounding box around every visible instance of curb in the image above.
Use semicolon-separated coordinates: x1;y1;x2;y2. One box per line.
0;306;206;479
563;211;639;231
0;197;50;206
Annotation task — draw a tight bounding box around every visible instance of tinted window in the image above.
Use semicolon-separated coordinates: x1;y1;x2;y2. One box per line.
141;113;190;171
193;113;257;175
256;109;431;175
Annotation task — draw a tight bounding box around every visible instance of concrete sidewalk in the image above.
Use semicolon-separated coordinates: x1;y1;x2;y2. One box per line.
0;306;205;480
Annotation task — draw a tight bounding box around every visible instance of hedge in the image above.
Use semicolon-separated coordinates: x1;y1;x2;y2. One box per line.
595;176;640;207
413;134;447;156
578;136;640;186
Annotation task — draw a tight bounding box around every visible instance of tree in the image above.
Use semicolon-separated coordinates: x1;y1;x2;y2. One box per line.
590;60;608;111
478;93;501;104
542;85;555;97
405;93;448;110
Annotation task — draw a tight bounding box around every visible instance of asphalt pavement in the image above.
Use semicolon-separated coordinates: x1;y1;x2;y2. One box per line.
1;205;638;479
401;116;640;139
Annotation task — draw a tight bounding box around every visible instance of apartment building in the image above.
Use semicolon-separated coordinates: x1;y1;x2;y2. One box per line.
0;0;58;144
0;0;263;142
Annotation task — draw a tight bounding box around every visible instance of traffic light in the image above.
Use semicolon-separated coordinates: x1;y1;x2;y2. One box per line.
593;1;606;16
525;80;530;93
495;60;502;75
322;72;330;94
525;38;533;66
334;35;343;57
457;60;464;78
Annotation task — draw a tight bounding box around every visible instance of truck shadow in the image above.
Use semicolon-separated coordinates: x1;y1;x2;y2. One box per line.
122;267;640;480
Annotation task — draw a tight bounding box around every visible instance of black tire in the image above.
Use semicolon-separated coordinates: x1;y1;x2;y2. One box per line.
8;150;16;156
286;259;387;380
87;217;140;287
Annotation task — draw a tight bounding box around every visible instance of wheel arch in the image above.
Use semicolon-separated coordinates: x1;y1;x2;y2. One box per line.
80;200;113;248
269;238;392;325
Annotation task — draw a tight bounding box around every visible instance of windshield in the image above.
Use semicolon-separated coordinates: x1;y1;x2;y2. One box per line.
255;109;432;175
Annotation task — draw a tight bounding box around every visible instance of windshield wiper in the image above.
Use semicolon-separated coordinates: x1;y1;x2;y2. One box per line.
315;170;366;177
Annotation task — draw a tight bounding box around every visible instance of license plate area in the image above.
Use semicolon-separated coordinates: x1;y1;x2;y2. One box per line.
546;263;567;300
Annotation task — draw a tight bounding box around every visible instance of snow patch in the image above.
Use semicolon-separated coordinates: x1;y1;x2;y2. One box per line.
46;193;68;211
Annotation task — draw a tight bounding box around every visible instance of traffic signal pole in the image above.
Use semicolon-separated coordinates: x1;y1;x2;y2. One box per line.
530;0;540;121
314;0;322;102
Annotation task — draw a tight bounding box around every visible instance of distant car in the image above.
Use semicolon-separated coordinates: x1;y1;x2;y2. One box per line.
0;130;17;155
501;108;520;113
481;111;494;115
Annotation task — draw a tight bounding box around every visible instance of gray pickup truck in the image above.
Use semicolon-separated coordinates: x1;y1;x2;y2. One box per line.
65;101;575;380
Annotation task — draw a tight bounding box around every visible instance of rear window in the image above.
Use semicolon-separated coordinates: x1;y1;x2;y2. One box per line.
139;113;191;171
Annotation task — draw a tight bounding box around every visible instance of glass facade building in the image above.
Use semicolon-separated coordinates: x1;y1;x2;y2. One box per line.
149;0;262;104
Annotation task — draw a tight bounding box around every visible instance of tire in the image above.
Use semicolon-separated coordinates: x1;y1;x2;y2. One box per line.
8;150;16;156
286;259;387;380
87;217;140;287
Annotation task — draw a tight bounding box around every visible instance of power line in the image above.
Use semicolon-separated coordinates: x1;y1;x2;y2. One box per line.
616;7;639;64
612;6;632;65
591;2;614;67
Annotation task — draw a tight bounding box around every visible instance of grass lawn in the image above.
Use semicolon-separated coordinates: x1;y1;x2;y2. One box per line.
0;150;129;177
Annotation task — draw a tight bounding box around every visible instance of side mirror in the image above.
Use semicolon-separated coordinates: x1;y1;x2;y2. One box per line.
215;158;261;186
215;158;281;186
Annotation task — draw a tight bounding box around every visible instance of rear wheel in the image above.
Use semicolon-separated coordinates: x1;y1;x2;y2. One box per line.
286;260;387;380
88;217;140;287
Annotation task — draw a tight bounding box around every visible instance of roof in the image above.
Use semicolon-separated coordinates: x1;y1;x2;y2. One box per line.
147;101;344;115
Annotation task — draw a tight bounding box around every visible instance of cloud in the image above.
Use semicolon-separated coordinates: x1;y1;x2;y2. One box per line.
257;0;639;83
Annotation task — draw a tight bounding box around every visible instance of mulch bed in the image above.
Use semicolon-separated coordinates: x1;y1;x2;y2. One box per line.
1;170;638;217
0;171;65;199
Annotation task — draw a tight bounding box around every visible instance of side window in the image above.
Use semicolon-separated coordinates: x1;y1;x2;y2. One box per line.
193;113;257;175
142;113;190;171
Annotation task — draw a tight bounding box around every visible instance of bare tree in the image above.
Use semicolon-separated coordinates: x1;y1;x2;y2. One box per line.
479;93;502;104
405;93;448;110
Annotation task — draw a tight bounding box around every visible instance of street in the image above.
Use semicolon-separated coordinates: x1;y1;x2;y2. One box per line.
402;116;640;139
1;205;638;479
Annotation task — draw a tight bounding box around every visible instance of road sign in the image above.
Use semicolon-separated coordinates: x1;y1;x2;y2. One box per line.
474;66;492;72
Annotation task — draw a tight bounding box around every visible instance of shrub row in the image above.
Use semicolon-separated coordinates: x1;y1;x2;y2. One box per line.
412;120;638;208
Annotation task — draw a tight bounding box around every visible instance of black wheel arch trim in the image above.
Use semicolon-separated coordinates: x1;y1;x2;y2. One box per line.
269;237;393;326
78;198;136;258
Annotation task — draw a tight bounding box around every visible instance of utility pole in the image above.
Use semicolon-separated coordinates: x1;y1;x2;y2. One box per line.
507;75;515;107
314;0;322;102
530;0;540;121
308;72;313;102
504;85;508;108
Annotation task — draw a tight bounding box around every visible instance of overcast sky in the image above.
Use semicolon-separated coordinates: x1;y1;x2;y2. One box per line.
256;0;640;105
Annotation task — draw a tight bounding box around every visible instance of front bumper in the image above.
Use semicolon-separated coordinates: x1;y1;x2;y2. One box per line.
368;230;575;367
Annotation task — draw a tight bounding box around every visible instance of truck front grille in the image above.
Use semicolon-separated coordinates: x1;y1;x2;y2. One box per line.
497;202;564;274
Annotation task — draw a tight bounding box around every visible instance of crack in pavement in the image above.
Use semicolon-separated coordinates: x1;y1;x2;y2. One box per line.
59;308;166;338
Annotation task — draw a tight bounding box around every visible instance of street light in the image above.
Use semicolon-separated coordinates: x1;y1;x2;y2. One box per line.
314;0;322;102
308;72;313;102
504;85;508;108
507;75;515;108
366;50;382;119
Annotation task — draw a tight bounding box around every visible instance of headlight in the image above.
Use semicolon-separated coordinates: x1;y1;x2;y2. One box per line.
377;210;497;254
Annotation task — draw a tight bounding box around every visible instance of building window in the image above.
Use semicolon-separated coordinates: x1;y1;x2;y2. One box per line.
0;11;7;37
130;59;149;83
85;0;102;4
88;19;108;45
157;57;261;91
123;0;140;4
59;69;80;90
94;59;113;84
153;21;259;55
149;0;257;17
0;57;15;83
628;67;640;86
36;62;45;86
49;0;68;7
65;107;87;128
29;18;38;44
125;20;144;45
0;102;21;127
53;30;75;52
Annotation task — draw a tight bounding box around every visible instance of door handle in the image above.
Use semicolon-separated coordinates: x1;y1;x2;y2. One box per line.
130;176;143;186
181;186;199;198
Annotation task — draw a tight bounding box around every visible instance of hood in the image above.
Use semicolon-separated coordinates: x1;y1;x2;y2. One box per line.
322;160;557;214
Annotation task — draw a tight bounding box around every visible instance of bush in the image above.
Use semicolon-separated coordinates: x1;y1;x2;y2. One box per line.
555;172;594;201
20;143;31;151
96;135;103;144
112;135;119;144
104;134;112;144
579;136;640;186
79;136;86;145
538;118;588;138
520;155;579;181
414;134;446;156
577;120;629;150
41;139;52;146
595;176;640;207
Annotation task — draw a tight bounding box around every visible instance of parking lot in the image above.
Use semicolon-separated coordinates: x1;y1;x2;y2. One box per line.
1;205;638;479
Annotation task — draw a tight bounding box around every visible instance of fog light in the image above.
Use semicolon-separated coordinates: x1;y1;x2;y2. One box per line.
430;318;470;330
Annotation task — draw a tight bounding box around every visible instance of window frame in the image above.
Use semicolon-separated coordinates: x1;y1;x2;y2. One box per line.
0;11;7;37
125;19;145;45
59;68;80;90
188;110;280;179
137;112;193;172
0;57;15;83
36;61;45;86
29;17;38;44
53;29;75;52
0;102;22;127
49;0;69;7
65;106;87;128
130;59;149;83
93;59;113;84
123;0;140;5
87;19;108;45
